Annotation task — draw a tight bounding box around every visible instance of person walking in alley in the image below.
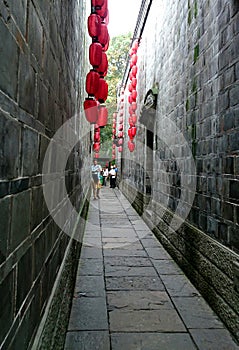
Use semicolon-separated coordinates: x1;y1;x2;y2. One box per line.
91;159;102;199
102;167;109;186
109;165;116;188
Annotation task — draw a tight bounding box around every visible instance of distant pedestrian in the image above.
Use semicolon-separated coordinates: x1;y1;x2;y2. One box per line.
109;165;116;188
91;160;102;199
102;167;108;186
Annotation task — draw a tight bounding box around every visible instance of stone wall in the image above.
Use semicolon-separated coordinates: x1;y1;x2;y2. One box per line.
0;0;90;348
120;0;239;340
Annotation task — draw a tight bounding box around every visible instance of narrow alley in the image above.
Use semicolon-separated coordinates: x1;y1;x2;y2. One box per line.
64;187;238;350
0;0;239;349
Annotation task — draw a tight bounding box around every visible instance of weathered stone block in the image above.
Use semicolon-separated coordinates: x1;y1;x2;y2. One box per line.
18;53;36;115
21;126;39;176
0;271;14;345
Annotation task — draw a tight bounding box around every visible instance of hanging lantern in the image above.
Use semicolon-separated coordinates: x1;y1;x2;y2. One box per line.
128;128;133;139
88;14;101;38
93;142;100;152
131;90;137;101
118;131;123;138
131;101;137;111
94;123;100;131
112;149;116;155
96;0;108;18
131;78;137;88
95;78;108;102
131;65;138;77
112;122;116;128
85;70;100;96
84;98;98;123
112;128;116;135
131;54;138;65
89;42;102;67
118;139;123;146
118;124;123;131
120;111;124;117
121;96;124;102
105;10;109;25
97;104;108;127
119;117;123;124
98;22;109;47
131;113;137;124
112;144;116;149
129;48;136;56
132;39;139;51
128;83;133;93
128;95;132;104
128;140;135;152
128;117;134;127
94;152;100;159
129;105;134;115
118;146;123;152
131;126;137;137
96;52;108;76
94;131;100;142
113;112;117;119
92;0;105;7
103;35;110;52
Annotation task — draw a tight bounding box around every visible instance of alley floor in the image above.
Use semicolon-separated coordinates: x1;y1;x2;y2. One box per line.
64;186;238;350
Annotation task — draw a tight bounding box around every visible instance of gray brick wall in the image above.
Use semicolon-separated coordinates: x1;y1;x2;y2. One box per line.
0;0;89;348
121;0;239;340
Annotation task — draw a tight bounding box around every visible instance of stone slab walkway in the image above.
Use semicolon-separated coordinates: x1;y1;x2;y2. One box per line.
64;187;238;350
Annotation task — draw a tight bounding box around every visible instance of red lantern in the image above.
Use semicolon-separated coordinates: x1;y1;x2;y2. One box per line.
88;14;101;38
97;0;108;18
131;126;137;137
131;102;137;111
84;98;98;123
113;112;117;119
119;124;123;131
131;65;138;77
118;138;123;146
129;48;136;56
94;131;100;142
97;104;108;127
128;95;132;104
105;10;109;25
93;142;100;152
112;128;116;135
131;113;137;124
112;122;116;128
103;35;110;52
120;111;124;117
132;39;139;51
118;131;123;138
118;146;123;152
128;128;133;139
85;70;100;96
98;22;109;47
94;153;99;158
121;96;124;102
119;117;123;124
128;83;133;93
129;105;134;115
131;90;137;101
131;54;138;65
113;144;116;149
92;0;105;7
95;78;108;102
112;149;116;155
128;117;134;127
89;42;102;67
131;78;137;88
128;140;135;152
96;52;108;76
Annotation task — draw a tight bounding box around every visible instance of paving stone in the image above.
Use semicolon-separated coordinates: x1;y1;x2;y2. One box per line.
74;276;105;298
152;259;184;274
106;276;165;291
172;296;224;329
64;331;110;350
80;247;103;259
111;333;197;350
109;309;186;332
105;266;158;277
140;237;163;248
146;247;173;260
103;249;148;257
82;236;102;248
190;329;239;350
104;256;153;267
107;291;174;311
161;274;201;297
68;298;108;331
77;259;104;276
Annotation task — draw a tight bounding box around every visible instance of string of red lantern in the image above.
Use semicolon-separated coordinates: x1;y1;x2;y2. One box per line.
84;0;110;159
127;39;139;152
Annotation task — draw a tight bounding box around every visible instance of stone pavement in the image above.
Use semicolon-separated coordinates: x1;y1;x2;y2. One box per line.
64;187;238;350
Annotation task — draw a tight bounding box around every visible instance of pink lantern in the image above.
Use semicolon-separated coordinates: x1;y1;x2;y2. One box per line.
131;90;137;101
97;104;108;127
131;65;138;77
128;140;135;152
118;146;123;152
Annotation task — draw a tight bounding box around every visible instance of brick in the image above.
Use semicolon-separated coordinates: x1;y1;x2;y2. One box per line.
21;127;39;176
0;196;11;264
18;53;36;115
16;247;32;311
229;84;239;107
0;19;18;99
0;112;21;179
28;2;43;62
229;180;239;200
0;271;14;344
10;190;31;251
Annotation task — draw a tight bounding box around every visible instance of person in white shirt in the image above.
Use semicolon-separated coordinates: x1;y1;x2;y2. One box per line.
109;165;116;188
102;167;108;186
91;160;102;199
